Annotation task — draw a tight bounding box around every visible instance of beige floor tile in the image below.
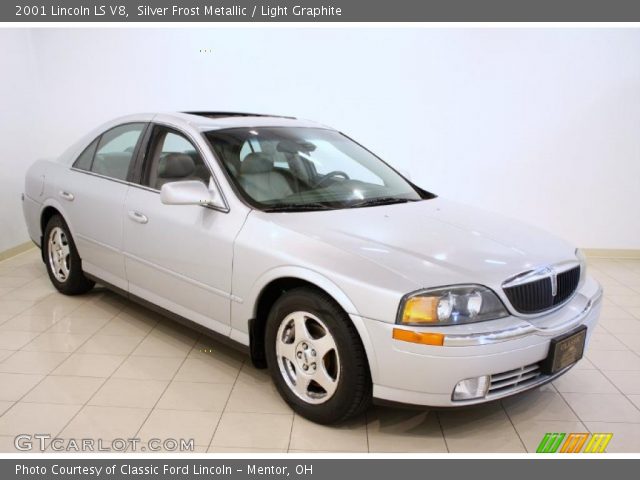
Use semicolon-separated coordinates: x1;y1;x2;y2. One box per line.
0;373;45;401
289;415;367;452
211;412;293;450
0;351;69;375
210;446;287;453
157;381;232;412
77;335;143;356
0;331;40;350
628;395;640;410
513;420;588;453
0;435;41;454
608;295;640;308
599;317;640;334
131;329;196;358
97;313;158;336
616;334;640;352
49;316;111;335
21;296;82;320
22;333;91;353
0;276;32;289
586;350;640;371
572;357;597;370
367;408;446;452
628;306;640;320
0;315;58;332
225;379;292;414
439;403;526;453
67;300;123;319
0;401;14;416
22;376;104;405
583;422;640;453
0;350;12;362
174;356;242;384
600;304;636;320
562;393;640;422
138;409;221;446
503;389;578;422
604;371;640;395
587;332;628;351
52;353;125;377
0;402;81;436
60;405;150;442
10;287;55;303
553;369;619;394
0;300;36;316
113;356;183;381
89;378;168;408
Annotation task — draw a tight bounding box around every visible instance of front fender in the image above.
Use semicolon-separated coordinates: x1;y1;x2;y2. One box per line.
231;265;379;380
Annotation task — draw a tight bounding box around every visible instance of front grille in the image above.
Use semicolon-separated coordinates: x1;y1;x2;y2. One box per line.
487;363;542;397
504;266;580;314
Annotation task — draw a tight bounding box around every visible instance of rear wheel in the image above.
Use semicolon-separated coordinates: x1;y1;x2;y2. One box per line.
265;287;371;424
43;215;94;295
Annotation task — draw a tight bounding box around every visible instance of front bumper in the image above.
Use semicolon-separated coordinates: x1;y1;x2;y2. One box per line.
356;276;602;407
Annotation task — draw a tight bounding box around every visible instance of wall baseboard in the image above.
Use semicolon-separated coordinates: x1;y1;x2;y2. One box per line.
584;248;640;259
0;241;36;262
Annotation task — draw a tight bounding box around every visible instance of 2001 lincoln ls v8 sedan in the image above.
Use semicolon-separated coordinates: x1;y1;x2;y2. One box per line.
22;112;602;424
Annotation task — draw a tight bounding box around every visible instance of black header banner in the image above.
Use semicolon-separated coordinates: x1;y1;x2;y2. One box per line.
4;0;640;22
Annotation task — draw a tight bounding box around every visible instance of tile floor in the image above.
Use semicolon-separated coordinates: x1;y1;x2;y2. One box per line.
1;249;640;453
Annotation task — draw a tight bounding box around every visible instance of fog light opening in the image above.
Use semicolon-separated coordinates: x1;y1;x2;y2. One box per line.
452;375;490;401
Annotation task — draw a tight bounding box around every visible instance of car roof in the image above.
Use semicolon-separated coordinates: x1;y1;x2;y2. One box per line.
153;111;331;131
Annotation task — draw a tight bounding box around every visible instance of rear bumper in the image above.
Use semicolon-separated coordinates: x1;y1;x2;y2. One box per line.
356;276;602;407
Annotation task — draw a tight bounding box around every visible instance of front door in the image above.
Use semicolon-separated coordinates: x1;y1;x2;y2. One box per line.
122;124;244;335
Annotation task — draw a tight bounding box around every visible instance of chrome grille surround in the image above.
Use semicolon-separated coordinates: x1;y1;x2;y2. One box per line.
502;260;581;316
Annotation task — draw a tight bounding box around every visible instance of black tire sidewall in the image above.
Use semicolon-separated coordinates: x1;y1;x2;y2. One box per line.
43;215;93;295
265;288;371;424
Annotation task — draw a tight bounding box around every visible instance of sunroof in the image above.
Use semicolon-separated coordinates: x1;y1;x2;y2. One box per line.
183;111;296;119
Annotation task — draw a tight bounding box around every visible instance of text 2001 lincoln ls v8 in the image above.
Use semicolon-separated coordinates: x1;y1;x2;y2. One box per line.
22;112;602;424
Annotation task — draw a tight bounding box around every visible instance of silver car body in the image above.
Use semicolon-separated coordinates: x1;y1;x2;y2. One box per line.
22;112;602;407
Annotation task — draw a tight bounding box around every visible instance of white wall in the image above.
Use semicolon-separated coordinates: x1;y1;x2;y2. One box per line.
0;30;37;252
2;28;639;251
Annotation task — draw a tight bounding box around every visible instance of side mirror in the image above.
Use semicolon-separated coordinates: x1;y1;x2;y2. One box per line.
160;180;225;210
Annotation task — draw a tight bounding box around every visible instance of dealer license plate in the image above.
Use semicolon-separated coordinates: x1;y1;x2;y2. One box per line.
541;326;587;375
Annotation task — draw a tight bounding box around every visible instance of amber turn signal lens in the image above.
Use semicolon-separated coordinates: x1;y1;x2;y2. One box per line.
392;328;444;346
402;296;439;324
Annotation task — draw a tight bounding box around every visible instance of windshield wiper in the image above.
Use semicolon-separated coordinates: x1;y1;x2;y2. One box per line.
348;197;417;209
262;202;334;212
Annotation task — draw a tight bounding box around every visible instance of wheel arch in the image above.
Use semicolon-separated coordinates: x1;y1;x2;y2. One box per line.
245;269;378;380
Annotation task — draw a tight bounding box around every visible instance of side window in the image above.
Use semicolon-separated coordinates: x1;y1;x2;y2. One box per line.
72;138;99;171
144;127;210;190
91;123;145;181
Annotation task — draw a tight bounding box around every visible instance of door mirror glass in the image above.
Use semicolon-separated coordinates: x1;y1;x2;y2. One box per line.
160;180;225;210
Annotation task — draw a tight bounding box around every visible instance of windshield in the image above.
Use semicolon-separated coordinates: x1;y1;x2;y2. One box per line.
205;127;428;211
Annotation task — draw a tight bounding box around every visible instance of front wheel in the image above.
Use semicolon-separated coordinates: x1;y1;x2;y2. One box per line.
43;214;95;295
265;287;371;424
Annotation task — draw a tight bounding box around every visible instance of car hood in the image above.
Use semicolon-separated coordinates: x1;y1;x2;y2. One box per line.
260;197;577;289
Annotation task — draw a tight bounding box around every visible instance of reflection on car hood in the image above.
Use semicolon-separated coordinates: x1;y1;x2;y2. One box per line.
263;197;576;288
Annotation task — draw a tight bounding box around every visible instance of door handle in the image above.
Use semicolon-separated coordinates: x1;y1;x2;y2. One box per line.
59;190;74;201
128;210;148;224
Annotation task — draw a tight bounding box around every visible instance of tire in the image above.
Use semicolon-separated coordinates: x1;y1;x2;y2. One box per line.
265;287;372;424
43;214;95;295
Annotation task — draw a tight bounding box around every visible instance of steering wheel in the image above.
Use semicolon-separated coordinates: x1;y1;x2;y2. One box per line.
313;170;350;188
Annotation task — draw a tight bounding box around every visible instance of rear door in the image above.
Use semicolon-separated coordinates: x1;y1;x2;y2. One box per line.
63;122;147;290
122;123;244;335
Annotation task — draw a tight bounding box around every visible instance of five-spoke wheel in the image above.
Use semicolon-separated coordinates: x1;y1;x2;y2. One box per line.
276;311;340;404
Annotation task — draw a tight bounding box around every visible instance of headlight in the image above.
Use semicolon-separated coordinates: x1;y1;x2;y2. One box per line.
397;285;508;326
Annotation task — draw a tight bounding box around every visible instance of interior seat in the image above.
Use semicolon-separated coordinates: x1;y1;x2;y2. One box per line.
238;152;293;202
155;153;198;189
